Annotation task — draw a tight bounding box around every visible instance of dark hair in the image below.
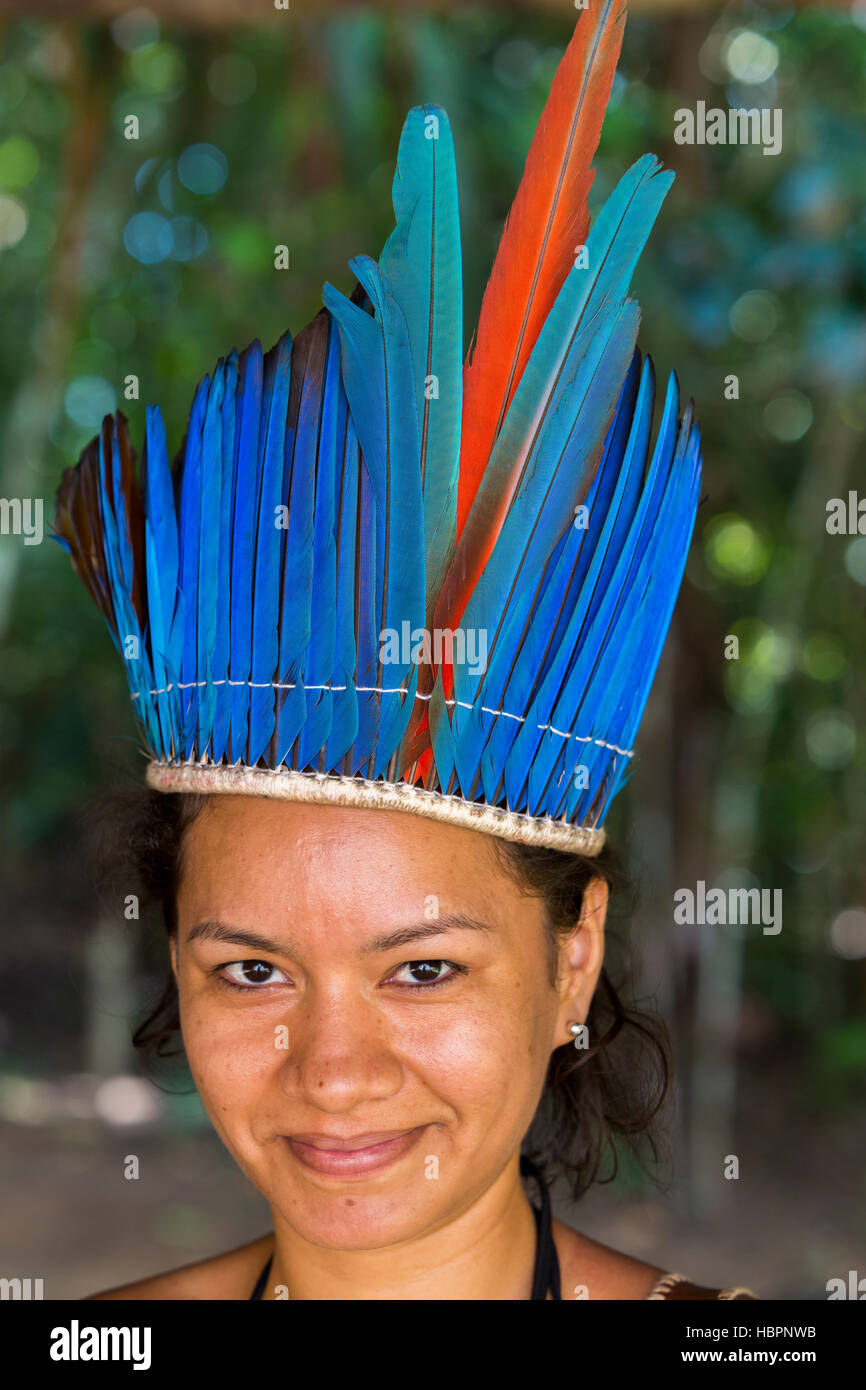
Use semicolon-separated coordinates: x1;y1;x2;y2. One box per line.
86;785;673;1203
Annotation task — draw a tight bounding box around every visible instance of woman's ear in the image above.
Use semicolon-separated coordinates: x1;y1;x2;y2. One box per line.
553;876;608;1050
169;934;179;983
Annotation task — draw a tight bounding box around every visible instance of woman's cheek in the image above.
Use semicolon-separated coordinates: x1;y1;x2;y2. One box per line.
434;988;555;1132
179;990;280;1098
408;997;528;1100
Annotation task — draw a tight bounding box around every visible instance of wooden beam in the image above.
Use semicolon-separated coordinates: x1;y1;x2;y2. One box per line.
0;0;825;22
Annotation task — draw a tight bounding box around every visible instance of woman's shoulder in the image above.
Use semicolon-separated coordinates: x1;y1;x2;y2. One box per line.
552;1220;758;1301
85;1232;273;1301
552;1219;666;1299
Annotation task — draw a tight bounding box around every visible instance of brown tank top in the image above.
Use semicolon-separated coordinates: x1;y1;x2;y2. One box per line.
645;1272;758;1300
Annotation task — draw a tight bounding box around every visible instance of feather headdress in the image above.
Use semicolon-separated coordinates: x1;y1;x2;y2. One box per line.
53;1;701;856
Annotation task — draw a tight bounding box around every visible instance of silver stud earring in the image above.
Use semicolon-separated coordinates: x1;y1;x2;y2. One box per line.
569;1021;583;1049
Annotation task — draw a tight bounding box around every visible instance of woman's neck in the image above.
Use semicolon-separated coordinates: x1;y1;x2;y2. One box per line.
266;1162;540;1300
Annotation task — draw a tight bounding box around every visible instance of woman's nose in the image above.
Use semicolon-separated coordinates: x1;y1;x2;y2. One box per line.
275;987;405;1110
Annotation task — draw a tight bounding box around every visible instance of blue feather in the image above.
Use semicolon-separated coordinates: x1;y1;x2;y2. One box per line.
228;340;264;761
248;330;292;766
177;375;209;758
210;350;239;764
482;376;633;809
98;419;158;752
587;407;702;820
321;280;386;772
528;375;679;817
271;319;322;764
565;155;674;328
196;360;227;755
323;257;426;778
499;352;651;809
142;403;180;757
539;371;694;820
296;313;342;769
378;103;462;601
323;382;361;770
351;456;382;773
452;300;640;799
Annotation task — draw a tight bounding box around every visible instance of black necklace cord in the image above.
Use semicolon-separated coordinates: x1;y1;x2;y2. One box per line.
520;1154;562;1301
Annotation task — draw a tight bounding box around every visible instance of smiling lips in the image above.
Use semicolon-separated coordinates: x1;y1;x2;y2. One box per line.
285;1126;426;1177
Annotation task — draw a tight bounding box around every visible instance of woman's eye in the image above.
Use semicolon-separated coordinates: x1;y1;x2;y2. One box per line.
220;960;288;989
389;959;459;988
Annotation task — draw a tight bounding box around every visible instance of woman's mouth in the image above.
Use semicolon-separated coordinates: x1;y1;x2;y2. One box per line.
284;1126;427;1177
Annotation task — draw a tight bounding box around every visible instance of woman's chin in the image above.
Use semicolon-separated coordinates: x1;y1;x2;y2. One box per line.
271;1182;443;1250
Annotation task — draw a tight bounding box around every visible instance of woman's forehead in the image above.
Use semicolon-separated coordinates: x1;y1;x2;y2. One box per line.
182;793;502;864
176;794;534;934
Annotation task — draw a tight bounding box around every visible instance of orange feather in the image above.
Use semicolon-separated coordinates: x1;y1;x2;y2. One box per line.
456;0;626;546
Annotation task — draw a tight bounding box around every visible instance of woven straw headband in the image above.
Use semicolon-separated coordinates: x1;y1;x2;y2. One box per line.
145;760;607;856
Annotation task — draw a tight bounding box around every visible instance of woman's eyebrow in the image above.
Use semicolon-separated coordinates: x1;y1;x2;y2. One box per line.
362;914;494;956
185;913;494;959
186;920;288;955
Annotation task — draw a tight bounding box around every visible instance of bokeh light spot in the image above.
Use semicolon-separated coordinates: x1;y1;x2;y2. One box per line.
64;375;117;427
0;193;28;249
94;1075;162;1126
724;28;779;84
800;633;846;682
169;215;208;261
0;136;39;189
705;514;771;585
729;289;780;343
805;709;855;769
123;209;173;263
829;908;866;960
844;537;866;585
763;389;813;442
177;142;228;195
112;6;160;53
129;40;185;95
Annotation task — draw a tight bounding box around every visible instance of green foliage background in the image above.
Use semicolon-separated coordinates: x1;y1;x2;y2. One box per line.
1;5;864;1098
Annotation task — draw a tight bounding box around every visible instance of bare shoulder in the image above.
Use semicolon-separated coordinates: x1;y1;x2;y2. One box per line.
86;1232;274;1302
552;1219;666;1301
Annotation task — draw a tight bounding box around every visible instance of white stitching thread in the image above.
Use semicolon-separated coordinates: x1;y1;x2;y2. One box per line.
129;680;633;758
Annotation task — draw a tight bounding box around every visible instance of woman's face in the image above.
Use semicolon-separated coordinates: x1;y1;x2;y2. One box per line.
172;796;605;1250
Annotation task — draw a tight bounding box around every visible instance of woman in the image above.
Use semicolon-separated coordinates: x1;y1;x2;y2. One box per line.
83;790;757;1301
54;2;757;1299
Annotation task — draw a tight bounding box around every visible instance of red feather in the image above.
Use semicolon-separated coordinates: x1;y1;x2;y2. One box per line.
456;0;625;547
